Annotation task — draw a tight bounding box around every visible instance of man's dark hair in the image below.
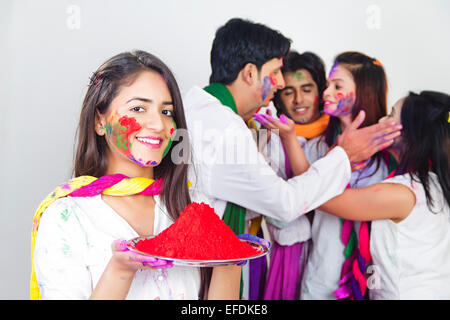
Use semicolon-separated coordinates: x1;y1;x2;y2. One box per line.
273;51;327;115
209;18;291;84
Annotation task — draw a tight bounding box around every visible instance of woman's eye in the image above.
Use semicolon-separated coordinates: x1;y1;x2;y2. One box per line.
131;106;145;112
335;85;342;90
162;109;174;117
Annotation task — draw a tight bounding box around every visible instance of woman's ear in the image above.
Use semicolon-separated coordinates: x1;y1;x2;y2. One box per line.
95;110;107;136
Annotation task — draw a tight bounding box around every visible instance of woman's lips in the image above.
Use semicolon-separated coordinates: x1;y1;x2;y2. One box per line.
324;100;336;107
136;136;163;149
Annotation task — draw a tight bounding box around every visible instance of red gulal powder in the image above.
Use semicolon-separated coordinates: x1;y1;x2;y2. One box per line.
134;202;260;260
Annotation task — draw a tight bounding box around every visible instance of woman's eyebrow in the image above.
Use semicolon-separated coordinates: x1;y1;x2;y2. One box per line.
126;97;152;103
126;97;173;105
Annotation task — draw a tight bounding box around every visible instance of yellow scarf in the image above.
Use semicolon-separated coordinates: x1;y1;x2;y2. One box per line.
30;175;168;300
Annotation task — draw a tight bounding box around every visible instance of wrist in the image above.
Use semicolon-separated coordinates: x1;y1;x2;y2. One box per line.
108;256;137;279
280;131;297;142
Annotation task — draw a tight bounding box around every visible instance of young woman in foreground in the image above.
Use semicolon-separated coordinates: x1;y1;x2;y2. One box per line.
31;51;241;300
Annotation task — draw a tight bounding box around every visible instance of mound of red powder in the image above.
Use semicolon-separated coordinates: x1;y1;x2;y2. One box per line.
134;202;260;260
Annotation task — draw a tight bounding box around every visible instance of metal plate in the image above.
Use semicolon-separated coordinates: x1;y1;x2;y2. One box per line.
126;235;270;267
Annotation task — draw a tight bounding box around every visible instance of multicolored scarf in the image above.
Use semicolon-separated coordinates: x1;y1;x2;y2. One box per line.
294;114;330;139
30;174;164;300
334;139;397;299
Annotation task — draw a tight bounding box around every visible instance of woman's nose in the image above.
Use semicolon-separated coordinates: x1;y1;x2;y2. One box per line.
323;86;331;99
143;111;165;132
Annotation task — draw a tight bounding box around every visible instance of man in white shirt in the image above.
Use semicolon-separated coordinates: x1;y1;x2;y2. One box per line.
180;18;402;226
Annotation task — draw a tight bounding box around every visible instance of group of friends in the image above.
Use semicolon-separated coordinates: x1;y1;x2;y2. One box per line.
30;18;450;300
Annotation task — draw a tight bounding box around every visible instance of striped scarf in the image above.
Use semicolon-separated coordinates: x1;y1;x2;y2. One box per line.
334;152;397;299
331;122;397;300
30;174;163;299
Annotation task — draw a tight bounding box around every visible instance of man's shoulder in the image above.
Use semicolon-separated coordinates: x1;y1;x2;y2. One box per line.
182;86;243;129
183;86;215;106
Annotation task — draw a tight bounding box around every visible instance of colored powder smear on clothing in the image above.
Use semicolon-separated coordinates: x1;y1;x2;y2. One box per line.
134;202;260;260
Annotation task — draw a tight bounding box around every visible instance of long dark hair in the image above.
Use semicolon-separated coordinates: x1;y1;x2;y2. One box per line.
73;50;212;299
397;90;450;211
273;50;327;116
323;51;388;174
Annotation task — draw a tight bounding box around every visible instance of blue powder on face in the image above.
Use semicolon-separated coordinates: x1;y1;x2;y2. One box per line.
261;76;272;101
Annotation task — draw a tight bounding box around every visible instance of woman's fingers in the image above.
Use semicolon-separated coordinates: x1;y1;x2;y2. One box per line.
111;239;173;270
347;110;366;131
112;239;128;252
128;251;173;269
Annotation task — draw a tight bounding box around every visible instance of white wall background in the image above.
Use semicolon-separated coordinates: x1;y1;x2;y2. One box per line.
0;0;449;299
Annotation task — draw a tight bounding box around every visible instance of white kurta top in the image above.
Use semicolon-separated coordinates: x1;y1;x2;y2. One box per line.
301;135;388;300
34;191;209;300
370;173;450;299
262;133;312;245
182;86;352;223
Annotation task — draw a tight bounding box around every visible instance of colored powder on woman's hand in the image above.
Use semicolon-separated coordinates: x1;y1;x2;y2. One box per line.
134;202;260;260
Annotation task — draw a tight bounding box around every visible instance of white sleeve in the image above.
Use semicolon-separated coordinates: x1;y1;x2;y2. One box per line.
34;200;93;299
208;126;351;223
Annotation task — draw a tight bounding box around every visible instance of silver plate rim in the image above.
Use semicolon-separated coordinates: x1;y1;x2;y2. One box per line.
126;235;270;267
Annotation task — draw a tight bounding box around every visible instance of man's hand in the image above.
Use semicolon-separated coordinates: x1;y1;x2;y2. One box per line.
337;110;402;163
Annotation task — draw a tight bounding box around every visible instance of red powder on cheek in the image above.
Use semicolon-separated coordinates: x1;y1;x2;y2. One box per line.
269;73;277;86
107;114;142;156
134;202;260;260
119;115;141;134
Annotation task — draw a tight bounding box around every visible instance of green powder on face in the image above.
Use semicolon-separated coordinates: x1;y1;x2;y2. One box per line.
162;119;177;159
115;134;129;150
294;71;304;81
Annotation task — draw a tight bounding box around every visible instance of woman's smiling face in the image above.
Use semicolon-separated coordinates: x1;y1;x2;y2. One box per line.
97;70;177;169
323;63;356;117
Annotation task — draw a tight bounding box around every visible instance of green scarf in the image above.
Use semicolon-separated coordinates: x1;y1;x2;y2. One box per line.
203;83;247;236
204;82;247;299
